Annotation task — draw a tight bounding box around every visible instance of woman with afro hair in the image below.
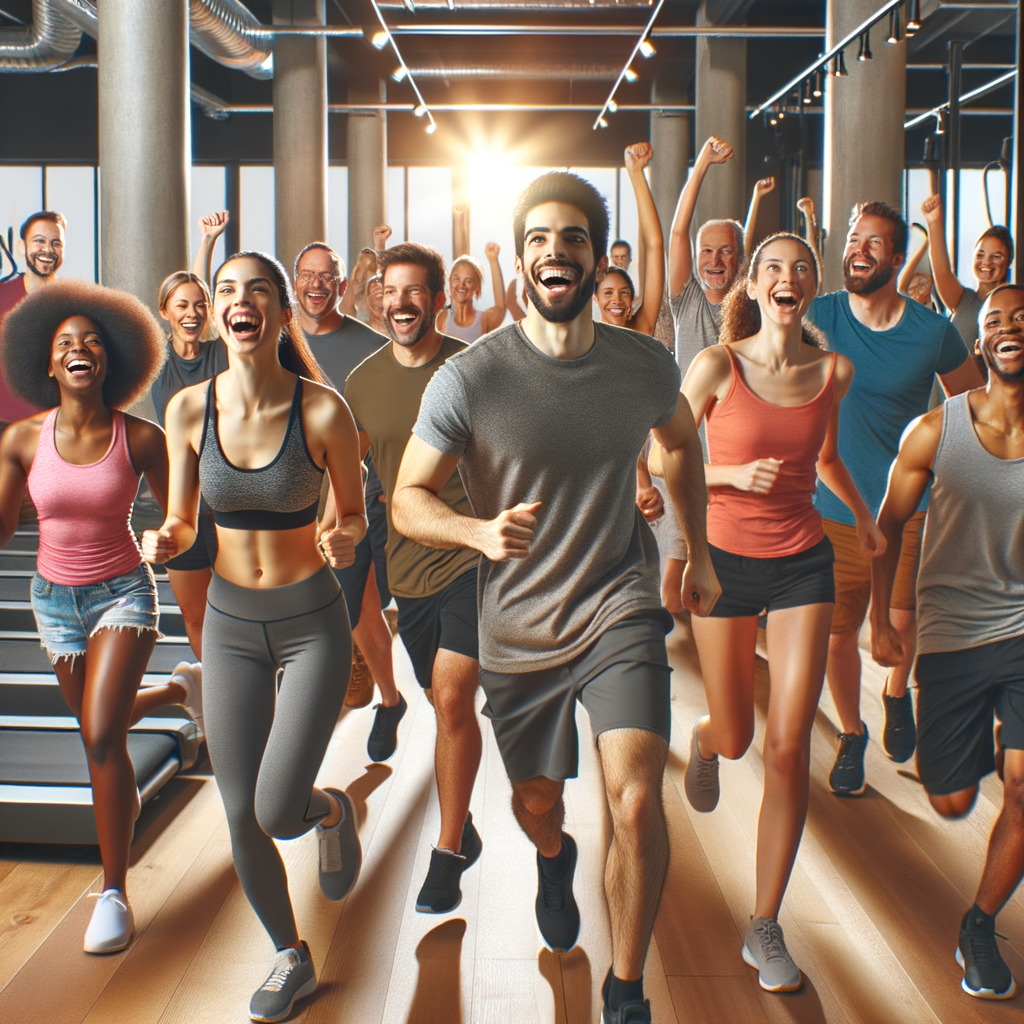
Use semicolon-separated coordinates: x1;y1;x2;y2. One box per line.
141;251;367;1023
0;279;203;954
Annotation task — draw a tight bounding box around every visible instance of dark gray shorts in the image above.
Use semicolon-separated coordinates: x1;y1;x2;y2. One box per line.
478;614;671;783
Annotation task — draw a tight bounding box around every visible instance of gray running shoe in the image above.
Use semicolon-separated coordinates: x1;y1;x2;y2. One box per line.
684;718;719;812
742;917;803;992
249;941;317;1022
829;723;868;796
316;788;361;901
957;907;1017;1000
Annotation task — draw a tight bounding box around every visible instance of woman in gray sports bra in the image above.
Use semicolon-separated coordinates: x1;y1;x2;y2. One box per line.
142;251;367;1024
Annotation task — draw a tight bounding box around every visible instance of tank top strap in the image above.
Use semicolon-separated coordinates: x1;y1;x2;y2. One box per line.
198;374;219;458
112;410;139;476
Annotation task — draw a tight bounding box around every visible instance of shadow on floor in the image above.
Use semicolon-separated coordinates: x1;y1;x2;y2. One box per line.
405;918;467;1024
539;946;592;1024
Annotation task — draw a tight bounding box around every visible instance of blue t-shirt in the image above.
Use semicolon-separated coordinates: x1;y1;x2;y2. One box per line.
807;291;968;525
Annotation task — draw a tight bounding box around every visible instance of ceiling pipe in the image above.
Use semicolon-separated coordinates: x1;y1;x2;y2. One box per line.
0;0;80;71
188;0;273;79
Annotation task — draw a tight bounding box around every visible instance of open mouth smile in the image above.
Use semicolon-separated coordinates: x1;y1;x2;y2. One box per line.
535;264;580;296
66;359;94;377
227;312;262;340
771;290;799;310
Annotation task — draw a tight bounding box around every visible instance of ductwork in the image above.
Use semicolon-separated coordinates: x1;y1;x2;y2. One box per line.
189;0;273;79
0;0;81;71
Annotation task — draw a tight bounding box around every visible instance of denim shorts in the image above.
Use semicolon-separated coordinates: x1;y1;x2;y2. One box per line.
30;563;160;662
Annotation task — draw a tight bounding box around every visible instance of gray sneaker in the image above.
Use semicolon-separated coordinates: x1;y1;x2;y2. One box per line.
249;941;317;1022
684;718;720;812
316;788;361;901
742;917;802;992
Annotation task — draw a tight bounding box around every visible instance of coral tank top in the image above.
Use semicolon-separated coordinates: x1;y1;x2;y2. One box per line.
28;408;144;585
705;347;836;558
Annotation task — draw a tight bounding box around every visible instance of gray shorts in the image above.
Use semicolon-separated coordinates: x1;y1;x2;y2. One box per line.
478;614;671;783
648;476;687;562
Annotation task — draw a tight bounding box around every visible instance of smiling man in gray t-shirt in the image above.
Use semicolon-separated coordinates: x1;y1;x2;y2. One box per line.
392;171;719;1024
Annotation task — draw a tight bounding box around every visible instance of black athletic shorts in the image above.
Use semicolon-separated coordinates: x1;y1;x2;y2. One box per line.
334;496;391;629
916;632;1024;796
708;536;835;618
164;510;218;572
395;567;479;689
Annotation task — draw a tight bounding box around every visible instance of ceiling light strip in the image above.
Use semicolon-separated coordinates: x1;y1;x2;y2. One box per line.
368;0;436;133
593;0;665;130
902;67;1016;128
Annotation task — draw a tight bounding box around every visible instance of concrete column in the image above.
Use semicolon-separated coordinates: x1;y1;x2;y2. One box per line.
822;0;906;291
98;0;189;311
347;81;387;273
649;81;690;243
273;0;327;276
694;6;746;226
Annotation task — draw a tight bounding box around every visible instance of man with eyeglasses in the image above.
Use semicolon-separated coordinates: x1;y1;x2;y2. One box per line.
294;242;405;760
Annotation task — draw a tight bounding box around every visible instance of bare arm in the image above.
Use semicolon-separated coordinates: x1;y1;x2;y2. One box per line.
744;177;775;256
898;225;929;294
0;421;36;549
125;416;170;515
505;279;527;321
650;394;721;616
313;391;367;567
340;250;376;318
669;136;733;298
920;194;966;314
870;409;943;666
796;197;821;267
636;451;664;522
191;211;229;286
625;142;665;336
481;242;507;334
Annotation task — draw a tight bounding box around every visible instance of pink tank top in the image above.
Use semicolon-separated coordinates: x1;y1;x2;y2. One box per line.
705;348;836;558
28;409;144;585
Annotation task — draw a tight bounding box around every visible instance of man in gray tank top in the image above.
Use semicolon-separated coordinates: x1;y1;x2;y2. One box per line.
870;284;1024;1002
392;171;720;1024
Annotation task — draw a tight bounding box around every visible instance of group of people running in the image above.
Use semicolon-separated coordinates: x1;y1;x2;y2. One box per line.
0;131;1020;1024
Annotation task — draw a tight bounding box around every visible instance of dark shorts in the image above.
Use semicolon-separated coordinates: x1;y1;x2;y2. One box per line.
164;511;218;572
708;536;836;618
395;567;479;689
916;633;1024;796
478;614;671;783
334;496;390;628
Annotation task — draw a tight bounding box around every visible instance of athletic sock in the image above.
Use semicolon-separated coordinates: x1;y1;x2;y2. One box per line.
966;903;996;928
603;968;644;1010
539;837;570;878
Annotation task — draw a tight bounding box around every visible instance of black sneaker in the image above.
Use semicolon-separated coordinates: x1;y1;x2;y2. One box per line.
367;692;408;762
601;970;651;1023
957;907;1017;1000
829;722;868;796
881;686;916;763
415;814;482;913
535;833;580;953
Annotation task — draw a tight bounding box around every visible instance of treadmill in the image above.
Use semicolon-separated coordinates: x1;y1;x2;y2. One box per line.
0;523;201;844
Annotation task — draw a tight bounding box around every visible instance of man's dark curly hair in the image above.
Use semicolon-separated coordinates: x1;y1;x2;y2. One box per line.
0;279;166;411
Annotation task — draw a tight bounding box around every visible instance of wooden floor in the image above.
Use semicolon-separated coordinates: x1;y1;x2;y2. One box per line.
2;621;1021;1024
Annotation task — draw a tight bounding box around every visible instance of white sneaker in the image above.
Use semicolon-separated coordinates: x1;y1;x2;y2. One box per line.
170;661;204;738
84;889;135;953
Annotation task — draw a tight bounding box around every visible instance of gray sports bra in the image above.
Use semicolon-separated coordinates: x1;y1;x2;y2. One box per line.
198;373;324;530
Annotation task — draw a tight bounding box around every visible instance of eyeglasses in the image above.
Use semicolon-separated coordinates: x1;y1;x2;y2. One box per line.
296;271;339;285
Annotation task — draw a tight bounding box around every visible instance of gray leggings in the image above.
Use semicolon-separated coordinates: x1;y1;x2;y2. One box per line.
202;564;352;948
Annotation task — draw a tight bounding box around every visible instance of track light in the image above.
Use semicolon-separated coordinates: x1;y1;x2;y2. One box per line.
413;103;427;117
769;107;778;126
906;0;922;33
833;50;848;77
425;120;437;134
597;116;609;128
813;70;823;98
391;65;407;82
624;67;638;83
887;7;902;44
858;30;872;61
638;39;656;58
802;84;811;105
607;99;618;113
933;111;944;135
371;30;388;49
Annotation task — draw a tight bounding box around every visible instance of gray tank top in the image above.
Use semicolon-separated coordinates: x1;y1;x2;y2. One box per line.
916;392;1024;654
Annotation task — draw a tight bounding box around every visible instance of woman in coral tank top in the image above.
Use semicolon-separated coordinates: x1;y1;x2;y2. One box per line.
680;234;884;993
0;280;201;955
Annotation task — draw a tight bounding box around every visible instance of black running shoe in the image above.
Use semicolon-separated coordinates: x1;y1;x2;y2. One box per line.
415;813;482;913
460;812;482;869
601;970;651;1023
881;686;916;763
829;722;868;796
367;692;408;762
957;907;1017;1000
535;833;580;953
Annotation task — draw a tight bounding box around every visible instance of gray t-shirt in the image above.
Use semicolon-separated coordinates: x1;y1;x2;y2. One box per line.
670;271;722;376
304;317;387;498
413;320;680;673
151;338;229;427
950;286;983;349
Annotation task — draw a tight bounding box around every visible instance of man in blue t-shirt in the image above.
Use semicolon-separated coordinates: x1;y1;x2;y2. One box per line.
807;201;982;797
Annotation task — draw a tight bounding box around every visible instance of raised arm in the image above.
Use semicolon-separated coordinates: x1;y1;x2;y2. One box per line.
920;194;966;314
669;136;734;298
481;242;507;334
796;197;821;266
191;211;229;286
505;278;527;321
624;142;665;335
744;177;775;256
898;223;929;294
870;408;943;666
340;249;377;319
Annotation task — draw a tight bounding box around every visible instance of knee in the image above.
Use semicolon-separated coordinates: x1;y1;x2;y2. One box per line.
762;734;809;779
828;629;857;658
514;781;561;818
929;789;977;819
1001;769;1024;816
607;779;664;835
716;722;754;761
254;788;307;840
432;678;476;728
80;723;126;768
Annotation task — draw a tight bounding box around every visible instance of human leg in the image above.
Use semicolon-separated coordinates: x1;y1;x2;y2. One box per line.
353;568;399;706
166;566;211;659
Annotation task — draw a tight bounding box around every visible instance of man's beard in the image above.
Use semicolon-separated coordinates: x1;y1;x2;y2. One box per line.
523;261;598;324
843;255;893;296
26;252;58;279
385;307;433;347
982;339;1024;382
